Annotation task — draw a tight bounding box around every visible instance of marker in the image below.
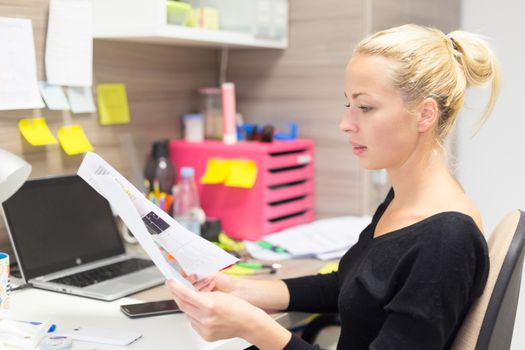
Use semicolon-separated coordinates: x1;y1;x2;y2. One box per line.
256;241;288;253
224;265;277;276
164;195;173;213
236;262;281;270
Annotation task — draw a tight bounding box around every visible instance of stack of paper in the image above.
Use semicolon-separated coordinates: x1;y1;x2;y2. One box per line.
0;319;51;349
245;216;371;261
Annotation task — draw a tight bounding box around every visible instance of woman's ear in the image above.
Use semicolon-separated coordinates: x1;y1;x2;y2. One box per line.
417;98;439;132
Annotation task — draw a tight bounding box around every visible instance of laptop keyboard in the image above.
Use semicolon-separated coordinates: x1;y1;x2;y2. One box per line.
50;258;155;288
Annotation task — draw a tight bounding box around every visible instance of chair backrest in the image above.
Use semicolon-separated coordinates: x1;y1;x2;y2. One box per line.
452;210;525;350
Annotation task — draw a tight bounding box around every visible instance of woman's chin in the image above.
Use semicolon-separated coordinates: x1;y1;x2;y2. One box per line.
358;159;384;171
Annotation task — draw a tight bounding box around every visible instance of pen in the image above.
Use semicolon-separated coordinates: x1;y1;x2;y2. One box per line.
236;262;282;270
21;321;57;333
159;194;166;211
153;179;160;200
256;241;288;253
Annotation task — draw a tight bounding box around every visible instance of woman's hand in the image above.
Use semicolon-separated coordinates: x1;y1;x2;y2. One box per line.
181;269;291;313
184;271;238;293
166;280;291;348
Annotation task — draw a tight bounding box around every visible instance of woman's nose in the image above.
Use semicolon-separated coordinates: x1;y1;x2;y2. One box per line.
339;108;358;133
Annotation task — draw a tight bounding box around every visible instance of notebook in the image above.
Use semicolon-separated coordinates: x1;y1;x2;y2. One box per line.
1;175;164;301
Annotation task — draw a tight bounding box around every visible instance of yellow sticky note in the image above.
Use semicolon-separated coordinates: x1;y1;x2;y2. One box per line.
97;84;130;125
18;117;58;146
319;262;339;275
225;159;257;189
200;158;231;184
57;125;94;155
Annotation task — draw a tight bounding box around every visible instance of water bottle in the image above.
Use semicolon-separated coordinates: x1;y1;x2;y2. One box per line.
145;140;175;193
172;167;202;235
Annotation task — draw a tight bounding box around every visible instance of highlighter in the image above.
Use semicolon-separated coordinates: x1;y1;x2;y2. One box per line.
221;82;237;144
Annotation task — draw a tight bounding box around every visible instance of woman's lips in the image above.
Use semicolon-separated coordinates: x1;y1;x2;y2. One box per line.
350;141;367;156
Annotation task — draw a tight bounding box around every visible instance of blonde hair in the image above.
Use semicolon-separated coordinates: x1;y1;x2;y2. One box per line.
354;24;500;141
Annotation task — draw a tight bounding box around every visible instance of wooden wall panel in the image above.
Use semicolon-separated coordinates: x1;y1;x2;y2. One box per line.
0;3;218;254
228;0;461;219
0;0;461;254
365;0;462;210
228;0;366;219
371;0;461;33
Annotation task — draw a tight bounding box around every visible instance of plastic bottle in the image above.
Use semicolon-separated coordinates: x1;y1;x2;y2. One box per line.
172;167;202;235
144;140;175;194
221;82;237;144
198;87;223;140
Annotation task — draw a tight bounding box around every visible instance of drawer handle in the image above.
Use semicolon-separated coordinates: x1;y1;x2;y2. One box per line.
268;210;308;223
268;179;307;190
268;148;307;156
268;195;307;206
268;164;307;173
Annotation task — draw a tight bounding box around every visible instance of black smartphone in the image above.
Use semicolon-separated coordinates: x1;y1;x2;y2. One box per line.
120;300;182;318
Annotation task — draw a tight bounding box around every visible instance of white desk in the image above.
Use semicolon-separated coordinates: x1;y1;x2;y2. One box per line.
6;288;250;350
5;259;327;349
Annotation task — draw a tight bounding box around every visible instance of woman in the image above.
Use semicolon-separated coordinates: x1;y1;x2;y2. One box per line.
167;24;500;350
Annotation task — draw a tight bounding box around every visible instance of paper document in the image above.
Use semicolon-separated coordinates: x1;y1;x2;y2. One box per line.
245;216;371;260
45;0;93;86
264;216;371;255
0;17;45;110
94;175;192;289
67;86;96;113
78;152;238;286
38;81;70;110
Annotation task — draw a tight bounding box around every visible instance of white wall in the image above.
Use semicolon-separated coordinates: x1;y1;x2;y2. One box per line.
459;0;525;348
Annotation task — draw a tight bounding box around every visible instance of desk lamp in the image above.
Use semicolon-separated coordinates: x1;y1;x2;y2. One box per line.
0;149;32;203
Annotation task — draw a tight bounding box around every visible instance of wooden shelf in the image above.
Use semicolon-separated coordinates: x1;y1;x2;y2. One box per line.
94;24;287;49
92;0;288;49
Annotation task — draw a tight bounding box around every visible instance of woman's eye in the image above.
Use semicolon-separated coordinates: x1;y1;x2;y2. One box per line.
344;103;373;112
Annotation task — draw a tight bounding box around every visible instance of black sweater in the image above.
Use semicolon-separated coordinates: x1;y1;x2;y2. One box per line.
282;189;489;350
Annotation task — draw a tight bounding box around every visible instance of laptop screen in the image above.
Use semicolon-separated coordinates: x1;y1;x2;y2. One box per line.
2;175;125;281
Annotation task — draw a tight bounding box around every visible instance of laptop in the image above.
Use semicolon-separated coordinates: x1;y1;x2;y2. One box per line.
1;175;164;301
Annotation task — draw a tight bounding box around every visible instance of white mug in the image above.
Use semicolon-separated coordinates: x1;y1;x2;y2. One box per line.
0;252;10;310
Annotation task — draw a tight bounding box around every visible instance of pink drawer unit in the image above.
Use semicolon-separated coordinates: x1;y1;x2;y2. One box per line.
169;139;315;241
265;165;313;187
264;209;314;234
265;194;314;219
265;179;313;203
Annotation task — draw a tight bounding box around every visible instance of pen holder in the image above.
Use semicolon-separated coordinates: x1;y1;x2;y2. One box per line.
170;139;314;240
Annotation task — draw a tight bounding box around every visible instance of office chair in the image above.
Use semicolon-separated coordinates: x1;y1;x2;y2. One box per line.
301;210;525;350
452;209;525;350
301;313;340;347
